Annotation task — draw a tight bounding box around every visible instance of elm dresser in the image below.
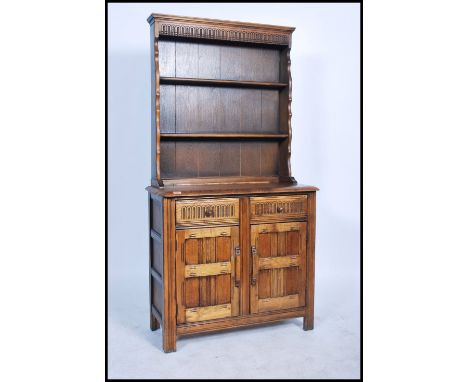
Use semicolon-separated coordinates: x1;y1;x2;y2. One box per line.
146;13;318;352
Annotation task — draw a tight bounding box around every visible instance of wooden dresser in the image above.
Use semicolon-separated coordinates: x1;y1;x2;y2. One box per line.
146;13;318;352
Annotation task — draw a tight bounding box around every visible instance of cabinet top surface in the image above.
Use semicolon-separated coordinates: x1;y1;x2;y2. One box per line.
147;13;295;32
146;182;319;198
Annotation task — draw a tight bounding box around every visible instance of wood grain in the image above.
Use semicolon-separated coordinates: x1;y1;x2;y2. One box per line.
185;304;232;322
250;195;307;223
147;14;317;353
176;197;239;227
258;294;299;312
151;14;293;187
162;198;177;352
177;307;305;335
304;192;316;330
250;222;306;314
147;183;319;198
148;194;159;331
258;254;299;270
159;85;175;133
158;40;175;77
160;77;287;89
239;197;250;315
184;261;231;278
160;133;288;139
184;238;200;309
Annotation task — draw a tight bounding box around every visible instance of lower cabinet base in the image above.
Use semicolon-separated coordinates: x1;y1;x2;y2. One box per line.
152;306;314;353
148;190;317;353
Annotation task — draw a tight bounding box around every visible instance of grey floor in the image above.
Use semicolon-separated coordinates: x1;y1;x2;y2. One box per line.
108;270;360;379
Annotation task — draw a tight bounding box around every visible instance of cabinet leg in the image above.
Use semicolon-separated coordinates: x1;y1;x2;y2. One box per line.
303;311;314;331
162;326;177;353
150;314;160;331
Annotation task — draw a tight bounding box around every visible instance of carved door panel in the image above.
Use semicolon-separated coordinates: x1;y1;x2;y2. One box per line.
175;226;240;324
250;222;307;314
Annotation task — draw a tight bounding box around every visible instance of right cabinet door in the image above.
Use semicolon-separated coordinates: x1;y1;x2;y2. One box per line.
250;222;307;314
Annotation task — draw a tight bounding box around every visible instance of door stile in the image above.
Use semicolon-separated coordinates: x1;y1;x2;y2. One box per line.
231;227;240;317
239;197;251;315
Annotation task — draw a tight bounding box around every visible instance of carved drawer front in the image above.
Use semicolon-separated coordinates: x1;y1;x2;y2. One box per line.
176;198;239;227
250;195;307;223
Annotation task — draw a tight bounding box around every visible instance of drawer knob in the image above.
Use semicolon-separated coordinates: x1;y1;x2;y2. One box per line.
204;209;213;217
277;206;284;213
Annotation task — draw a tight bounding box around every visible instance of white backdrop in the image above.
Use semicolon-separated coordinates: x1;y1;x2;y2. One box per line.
108;3;360;379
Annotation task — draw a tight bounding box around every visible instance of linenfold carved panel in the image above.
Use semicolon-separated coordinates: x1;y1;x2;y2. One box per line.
158;22;290;45
250;195;307;222
176;198;240;227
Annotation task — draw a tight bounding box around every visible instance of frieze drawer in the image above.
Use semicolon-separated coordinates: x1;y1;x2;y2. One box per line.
176;198;240;227
250;195;308;222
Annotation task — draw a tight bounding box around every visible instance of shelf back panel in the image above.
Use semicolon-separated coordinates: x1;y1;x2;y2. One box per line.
159;41;281;82
161;140;279;179
161;85;279;134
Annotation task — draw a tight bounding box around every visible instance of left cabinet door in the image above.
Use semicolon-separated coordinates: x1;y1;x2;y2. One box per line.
175;226;240;324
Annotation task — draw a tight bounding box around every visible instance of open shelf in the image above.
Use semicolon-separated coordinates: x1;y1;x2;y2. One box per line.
160;77;288;90
160;133;289;140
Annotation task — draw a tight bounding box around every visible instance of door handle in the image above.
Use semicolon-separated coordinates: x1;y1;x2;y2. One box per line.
251;245;257;287
234;246;241;288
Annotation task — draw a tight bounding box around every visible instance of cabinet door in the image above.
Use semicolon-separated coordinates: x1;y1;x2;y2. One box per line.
175;226;240;324
250;222;307;314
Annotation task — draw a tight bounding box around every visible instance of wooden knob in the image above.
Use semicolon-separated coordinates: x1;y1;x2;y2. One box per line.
204;209;213;217
277;206;284;213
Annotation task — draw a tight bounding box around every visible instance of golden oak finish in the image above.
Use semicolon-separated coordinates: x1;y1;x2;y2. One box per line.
177;307;305;335
304;193;317;331
175;226;240;326
258;294;300;312
185;304;232;323
184;261;232;278
176;197;239;227
250;195;308;223
162;198;177;352
250;222;307;314
146;14;318;352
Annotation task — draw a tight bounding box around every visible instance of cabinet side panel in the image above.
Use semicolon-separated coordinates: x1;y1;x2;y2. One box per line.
304;192;316;330
152;235;164;277
152;196;163;234
150;195;164;322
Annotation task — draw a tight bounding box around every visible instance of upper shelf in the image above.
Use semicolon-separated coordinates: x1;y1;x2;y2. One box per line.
160;77;288;90
160;133;289;140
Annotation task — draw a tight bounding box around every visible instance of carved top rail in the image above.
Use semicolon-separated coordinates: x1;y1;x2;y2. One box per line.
147;13;294;46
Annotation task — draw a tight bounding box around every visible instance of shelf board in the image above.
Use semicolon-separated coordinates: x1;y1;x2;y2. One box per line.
160;77;288;89
160;133;289;140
